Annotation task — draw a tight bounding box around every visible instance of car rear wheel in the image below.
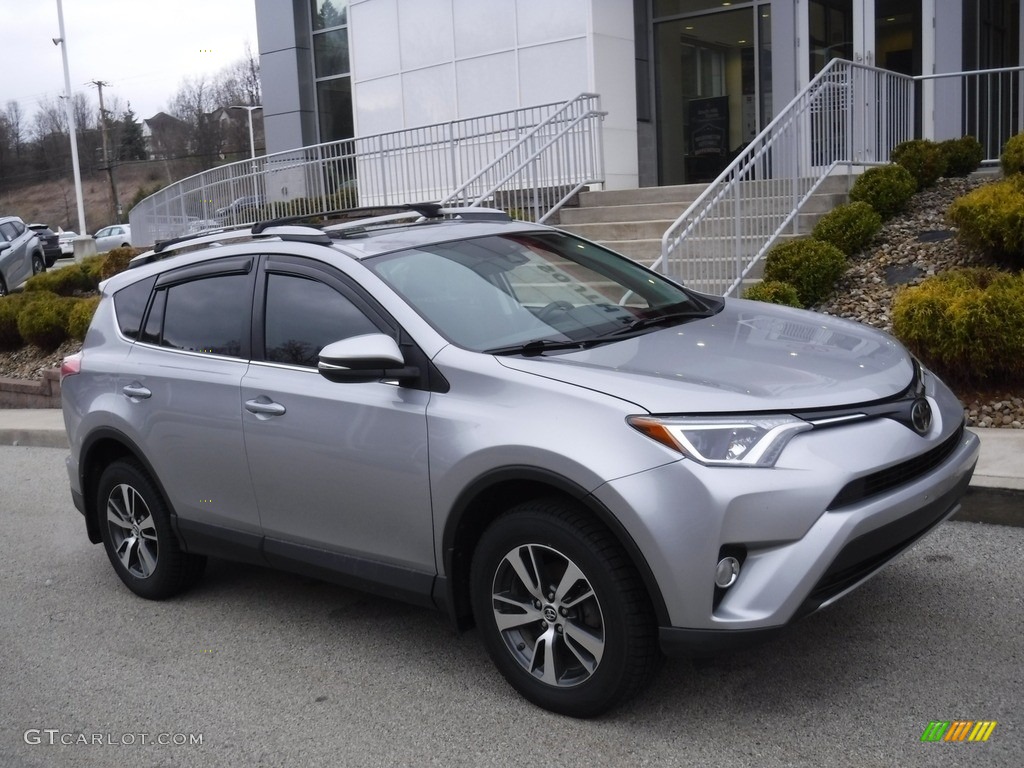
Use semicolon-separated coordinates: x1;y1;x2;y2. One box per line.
470;498;660;717
97;459;206;599
0;276;7;296
31;253;45;275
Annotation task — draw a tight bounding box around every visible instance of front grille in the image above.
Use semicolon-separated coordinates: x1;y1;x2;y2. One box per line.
828;423;964;510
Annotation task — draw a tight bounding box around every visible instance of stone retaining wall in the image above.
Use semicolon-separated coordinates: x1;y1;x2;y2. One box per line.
0;369;61;408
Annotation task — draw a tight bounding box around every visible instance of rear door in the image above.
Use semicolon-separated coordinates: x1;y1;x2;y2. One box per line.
121;256;262;541
240;254;434;601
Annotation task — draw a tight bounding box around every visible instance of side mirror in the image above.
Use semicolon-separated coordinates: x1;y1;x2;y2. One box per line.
318;333;420;384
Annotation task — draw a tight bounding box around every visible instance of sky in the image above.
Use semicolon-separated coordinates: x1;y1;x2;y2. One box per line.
0;0;259;127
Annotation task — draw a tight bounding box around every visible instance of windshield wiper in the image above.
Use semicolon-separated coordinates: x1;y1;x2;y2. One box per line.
485;338;597;356
602;308;713;337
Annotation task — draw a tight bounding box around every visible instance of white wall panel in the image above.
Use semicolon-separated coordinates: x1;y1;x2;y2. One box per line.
515;0;587;46
518;39;590;106
398;0;455;70
456;52;518;117
402;64;458;126
453;0;516;58
351;0;401;80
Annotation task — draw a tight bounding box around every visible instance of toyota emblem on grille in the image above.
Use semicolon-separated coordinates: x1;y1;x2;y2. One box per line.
911;398;932;435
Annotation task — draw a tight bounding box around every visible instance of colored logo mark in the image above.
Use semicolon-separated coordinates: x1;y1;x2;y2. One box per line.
920;721;997;742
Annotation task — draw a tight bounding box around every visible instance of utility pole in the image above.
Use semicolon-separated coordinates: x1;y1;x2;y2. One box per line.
90;79;121;223
53;0;86;238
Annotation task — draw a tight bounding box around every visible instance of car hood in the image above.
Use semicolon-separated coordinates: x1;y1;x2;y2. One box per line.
495;299;914;412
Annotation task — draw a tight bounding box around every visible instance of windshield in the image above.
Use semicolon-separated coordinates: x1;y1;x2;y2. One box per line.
367;231;721;352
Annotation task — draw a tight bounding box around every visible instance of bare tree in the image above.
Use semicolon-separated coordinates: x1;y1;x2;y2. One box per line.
4;101;24;158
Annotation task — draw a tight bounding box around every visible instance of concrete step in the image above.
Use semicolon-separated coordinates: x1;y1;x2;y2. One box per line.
579;183;709;207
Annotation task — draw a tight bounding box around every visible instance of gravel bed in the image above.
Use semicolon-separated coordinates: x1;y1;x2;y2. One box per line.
3;177;1020;428
815;174;1023;429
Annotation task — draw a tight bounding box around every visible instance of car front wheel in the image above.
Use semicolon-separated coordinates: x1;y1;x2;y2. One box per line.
470;499;659;717
97;459;206;599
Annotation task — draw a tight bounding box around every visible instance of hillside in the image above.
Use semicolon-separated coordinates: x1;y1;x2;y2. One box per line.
0;160;175;234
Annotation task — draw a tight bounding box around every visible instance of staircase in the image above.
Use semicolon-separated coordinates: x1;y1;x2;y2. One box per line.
556;175;852;287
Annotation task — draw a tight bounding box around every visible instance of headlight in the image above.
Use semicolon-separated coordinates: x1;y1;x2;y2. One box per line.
627;415;811;467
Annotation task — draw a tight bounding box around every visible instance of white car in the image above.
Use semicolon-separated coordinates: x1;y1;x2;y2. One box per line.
58;230;79;256
93;224;133;253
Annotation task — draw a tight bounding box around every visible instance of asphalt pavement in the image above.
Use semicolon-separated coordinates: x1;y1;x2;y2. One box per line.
0;446;1022;768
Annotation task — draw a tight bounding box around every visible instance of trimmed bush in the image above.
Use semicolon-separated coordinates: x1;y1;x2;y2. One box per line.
890;139;947;189
16;295;76;350
80;254;107;284
939;136;984;177
892;268;1024;384
848;164;917;219
23;262;97;296
1000;132;1024;176
100;246;140;279
947;176;1024;269
742;280;802;308
67;296;102;341
0;296;26;350
762;239;847;307
811;201;882;256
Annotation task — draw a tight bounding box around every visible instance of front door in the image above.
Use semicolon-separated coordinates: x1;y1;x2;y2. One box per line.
240;257;435;598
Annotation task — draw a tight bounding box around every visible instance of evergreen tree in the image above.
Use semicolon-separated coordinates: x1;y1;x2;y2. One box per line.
119;103;146;161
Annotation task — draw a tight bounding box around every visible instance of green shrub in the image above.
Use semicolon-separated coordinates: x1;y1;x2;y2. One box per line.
1000;132;1024;176
67;296;101;341
24;262;97;296
939;136;984;177
0;296;25;350
848;164;917;219
890;139;947;189
762;239;847;307
811;201;882;256
892;268;1024;384
16;295;76;350
947;176;1024;269
742;280;803;308
100;247;140;279
80;254;107;284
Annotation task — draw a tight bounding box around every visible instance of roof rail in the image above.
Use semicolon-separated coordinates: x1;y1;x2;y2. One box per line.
321;204;510;236
132;225;330;269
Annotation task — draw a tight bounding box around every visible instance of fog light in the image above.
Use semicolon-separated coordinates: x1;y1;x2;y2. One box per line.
715;556;740;588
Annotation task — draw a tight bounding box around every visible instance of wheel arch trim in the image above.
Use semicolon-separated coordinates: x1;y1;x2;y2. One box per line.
438;465;670;629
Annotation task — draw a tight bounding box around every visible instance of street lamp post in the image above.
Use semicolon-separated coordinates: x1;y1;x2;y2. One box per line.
53;0;87;245
229;105;263;170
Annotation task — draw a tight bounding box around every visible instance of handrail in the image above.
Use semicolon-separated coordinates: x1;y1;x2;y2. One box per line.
130;95;606;245
658;61;1023;297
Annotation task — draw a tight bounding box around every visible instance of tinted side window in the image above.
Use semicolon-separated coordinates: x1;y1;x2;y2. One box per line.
264;273;378;367
160;274;249;357
0;222;15;241
113;277;155;340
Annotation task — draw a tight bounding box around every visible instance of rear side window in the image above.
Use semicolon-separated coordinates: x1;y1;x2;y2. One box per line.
153;274;250;357
113;277;155;340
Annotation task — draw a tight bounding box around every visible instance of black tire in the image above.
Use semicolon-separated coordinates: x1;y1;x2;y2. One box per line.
0;276;7;296
31;252;45;275
96;459;206;599
470;498;660;717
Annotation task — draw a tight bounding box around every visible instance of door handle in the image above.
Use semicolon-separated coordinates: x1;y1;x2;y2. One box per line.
245;397;286;416
121;382;151;400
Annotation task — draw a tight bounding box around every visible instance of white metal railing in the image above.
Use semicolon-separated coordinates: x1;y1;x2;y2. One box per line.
659;62;1024;297
920;65;1024;162
656;60;915;296
129;95;605;246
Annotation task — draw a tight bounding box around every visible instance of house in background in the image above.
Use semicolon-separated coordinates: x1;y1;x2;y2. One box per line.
141;112;190;161
256;0;1022;191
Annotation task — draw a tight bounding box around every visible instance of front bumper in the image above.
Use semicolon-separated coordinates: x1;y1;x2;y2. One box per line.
593;412;979;656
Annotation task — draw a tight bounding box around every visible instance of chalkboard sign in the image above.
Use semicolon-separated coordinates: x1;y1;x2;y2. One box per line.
689;96;728;157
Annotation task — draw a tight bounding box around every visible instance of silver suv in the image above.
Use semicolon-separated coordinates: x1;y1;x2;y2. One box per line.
61;205;979;717
0;215;46;294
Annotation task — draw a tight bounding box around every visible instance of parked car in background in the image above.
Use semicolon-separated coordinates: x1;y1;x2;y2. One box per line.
215;195;265;223
61;204;981;717
28;223;62;267
58;230;79;256
0;215;45;294
93;224;132;253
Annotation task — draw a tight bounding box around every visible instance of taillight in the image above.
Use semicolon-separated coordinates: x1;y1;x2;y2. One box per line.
60;353;82;381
